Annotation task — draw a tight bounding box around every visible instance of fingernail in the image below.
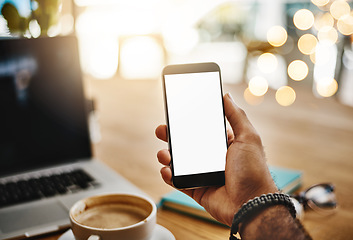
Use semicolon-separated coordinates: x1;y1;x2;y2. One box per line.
226;92;235;102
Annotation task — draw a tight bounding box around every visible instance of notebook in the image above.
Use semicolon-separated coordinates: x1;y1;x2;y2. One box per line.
159;166;302;224
0;36;144;240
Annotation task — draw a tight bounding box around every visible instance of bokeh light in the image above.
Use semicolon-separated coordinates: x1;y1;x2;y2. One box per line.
314;13;334;31
244;88;264;105
248;76;269;96
330;0;350;20
337;14;353;35
311;0;330;7
163;25;199;55
257;53;278;74
287;60;309;81
267;26;288;47
120;36;164;79
29;20;41;38
298;34;317;55
318;26;338;45
88;38;119;79
276;86;296;106
294;9;314;30
316;78;338;97
314;42;336;66
60;14;75;35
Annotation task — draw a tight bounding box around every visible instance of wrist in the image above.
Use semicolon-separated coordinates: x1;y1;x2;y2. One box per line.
240;205;292;238
239;205;311;240
226;185;278;226
229;193;296;240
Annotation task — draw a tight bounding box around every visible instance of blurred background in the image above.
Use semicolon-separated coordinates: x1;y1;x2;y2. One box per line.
1;3;353;239
1;0;353;107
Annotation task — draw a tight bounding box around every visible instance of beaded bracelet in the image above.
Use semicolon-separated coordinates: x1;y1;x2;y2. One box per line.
229;193;296;240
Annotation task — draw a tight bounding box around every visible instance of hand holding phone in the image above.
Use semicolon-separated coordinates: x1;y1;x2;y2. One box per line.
156;93;279;227
162;62;227;189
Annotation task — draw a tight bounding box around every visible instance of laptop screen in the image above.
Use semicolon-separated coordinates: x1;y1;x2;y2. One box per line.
0;36;92;176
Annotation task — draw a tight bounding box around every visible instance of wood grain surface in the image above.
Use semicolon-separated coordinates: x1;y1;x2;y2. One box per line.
39;76;353;240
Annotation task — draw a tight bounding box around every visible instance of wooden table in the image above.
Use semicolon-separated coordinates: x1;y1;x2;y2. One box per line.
41;77;353;240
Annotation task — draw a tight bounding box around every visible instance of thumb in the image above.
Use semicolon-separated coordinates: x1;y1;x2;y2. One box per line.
223;93;252;134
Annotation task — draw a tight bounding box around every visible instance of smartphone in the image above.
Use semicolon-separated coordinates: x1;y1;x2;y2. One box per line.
162;62;228;189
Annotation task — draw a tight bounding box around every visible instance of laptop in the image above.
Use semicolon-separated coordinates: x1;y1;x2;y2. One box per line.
0;36;144;239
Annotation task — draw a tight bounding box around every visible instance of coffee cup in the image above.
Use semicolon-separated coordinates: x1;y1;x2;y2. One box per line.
69;193;157;240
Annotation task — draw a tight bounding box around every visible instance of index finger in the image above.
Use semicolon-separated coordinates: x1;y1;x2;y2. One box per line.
155;124;168;142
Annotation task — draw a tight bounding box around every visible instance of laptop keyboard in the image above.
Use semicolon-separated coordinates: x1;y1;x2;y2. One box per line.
0;169;99;208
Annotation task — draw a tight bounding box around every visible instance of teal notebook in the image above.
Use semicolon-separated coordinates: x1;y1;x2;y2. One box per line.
159;166;302;223
268;166;302;194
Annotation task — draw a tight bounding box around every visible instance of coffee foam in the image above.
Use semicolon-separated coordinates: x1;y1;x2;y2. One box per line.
75;203;148;229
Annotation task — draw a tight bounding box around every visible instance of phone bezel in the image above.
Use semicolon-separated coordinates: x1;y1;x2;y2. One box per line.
162;62;227;189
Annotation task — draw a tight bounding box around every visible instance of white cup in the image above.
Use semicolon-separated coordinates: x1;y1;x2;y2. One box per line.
69;194;157;240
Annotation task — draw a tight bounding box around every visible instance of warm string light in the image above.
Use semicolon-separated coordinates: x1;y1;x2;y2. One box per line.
318;26;338;45
316;78;338;97
311;0;330;7
314;13;334;31
244;87;264;106
311;0;347;97
248;76;268;96
276;86;296;107
257;53;278;73
291;1;345;99
337;14;353;35
246;1;349;106
294;9;315;30
330;0;350;20
298;34;317;55
267;26;288;47
288;60;309;81
246;25;289;106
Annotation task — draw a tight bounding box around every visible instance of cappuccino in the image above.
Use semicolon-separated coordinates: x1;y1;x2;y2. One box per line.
70;194;157;240
75;204;148;229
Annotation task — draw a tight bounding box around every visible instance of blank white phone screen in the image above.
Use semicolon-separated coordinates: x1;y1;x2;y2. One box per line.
164;71;227;176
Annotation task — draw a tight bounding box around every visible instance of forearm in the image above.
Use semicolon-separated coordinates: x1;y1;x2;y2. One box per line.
239;205;312;240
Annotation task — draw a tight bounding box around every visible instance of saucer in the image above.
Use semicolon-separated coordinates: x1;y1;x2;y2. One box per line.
58;224;175;240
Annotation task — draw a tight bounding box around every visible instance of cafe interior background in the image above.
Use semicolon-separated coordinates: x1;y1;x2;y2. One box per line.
1;0;353;196
1;1;353;238
1;0;353;201
1;0;353;107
